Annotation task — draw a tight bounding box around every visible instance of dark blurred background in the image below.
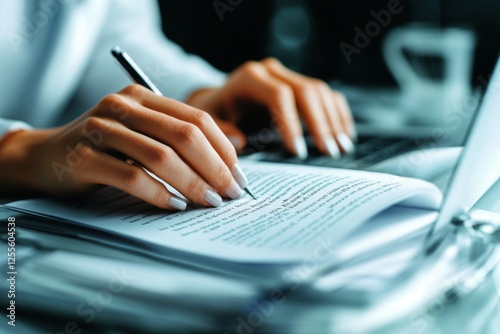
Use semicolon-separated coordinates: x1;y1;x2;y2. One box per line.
158;0;500;86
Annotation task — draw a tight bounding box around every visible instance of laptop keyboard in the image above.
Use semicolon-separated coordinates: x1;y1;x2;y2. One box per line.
246;135;432;170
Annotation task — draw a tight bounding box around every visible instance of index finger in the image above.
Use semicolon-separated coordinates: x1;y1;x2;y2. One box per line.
119;85;250;189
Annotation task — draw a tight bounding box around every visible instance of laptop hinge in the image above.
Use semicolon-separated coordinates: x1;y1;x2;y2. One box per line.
451;210;500;243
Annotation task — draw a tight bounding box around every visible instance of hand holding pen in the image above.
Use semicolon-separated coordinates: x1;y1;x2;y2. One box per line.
111;47;256;200
2;41;354;205
0;48;253;210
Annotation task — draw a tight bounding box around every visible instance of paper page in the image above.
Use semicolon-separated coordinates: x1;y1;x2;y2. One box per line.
5;162;442;263
368;147;462;191
332;206;439;265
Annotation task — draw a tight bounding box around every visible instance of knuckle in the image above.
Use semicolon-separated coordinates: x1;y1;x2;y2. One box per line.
152;187;168;208
240;61;262;75
120;84;147;98
262;57;281;68
332;90;347;101
98;93;132;120
185;179;205;200
121;168;142;188
72;141;95;173
177;123;202;145
148;145;173;166
191;110;214;129
74;141;94;159
83;116;105;132
301;78;323;90
99;93;127;111
311;78;328;89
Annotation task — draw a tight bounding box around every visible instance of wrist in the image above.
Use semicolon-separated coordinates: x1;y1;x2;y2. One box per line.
0;128;52;195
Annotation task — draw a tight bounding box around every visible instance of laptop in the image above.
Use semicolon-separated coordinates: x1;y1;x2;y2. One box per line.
425;56;500;249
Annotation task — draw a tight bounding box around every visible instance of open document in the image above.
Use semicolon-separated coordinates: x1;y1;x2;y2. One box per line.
4;162;442;277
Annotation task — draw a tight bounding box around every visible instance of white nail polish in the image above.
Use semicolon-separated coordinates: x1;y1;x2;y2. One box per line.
350;127;358;143
324;136;341;159
232;164;248;189
225;179;243;199
294;137;308;160
169;197;187;211
204;189;222;207
338;133;355;154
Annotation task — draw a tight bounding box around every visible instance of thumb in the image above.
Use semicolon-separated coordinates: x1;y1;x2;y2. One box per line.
214;119;246;152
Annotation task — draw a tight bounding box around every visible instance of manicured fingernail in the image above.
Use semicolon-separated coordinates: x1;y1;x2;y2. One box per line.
228;136;241;149
204;189;222;207
350;127;358;143
294;137;308;160
168;197;187;211
225;179;243;199
338;133;355;154
232;164;248;189
324;136;341;159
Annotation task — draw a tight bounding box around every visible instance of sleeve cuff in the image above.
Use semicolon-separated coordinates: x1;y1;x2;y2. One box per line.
0;119;32;141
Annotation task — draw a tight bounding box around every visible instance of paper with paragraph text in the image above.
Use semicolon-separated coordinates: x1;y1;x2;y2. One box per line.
6;162;442;263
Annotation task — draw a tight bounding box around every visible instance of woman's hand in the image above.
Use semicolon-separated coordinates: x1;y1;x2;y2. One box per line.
186;58;357;159
0;85;248;210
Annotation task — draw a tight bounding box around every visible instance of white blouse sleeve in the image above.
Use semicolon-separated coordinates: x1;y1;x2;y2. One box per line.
0;119;32;141
70;0;226;114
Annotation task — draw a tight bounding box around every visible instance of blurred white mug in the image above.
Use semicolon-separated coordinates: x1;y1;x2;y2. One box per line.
383;27;476;126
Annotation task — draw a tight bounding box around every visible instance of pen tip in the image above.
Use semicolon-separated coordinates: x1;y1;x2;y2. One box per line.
244;188;257;200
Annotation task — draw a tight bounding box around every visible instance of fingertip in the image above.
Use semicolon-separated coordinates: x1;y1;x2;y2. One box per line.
232;164;248;189
293;137;308;160
323;136;341;159
204;189;223;207
350;126;358;143
225;179;243;200
337;133;356;155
